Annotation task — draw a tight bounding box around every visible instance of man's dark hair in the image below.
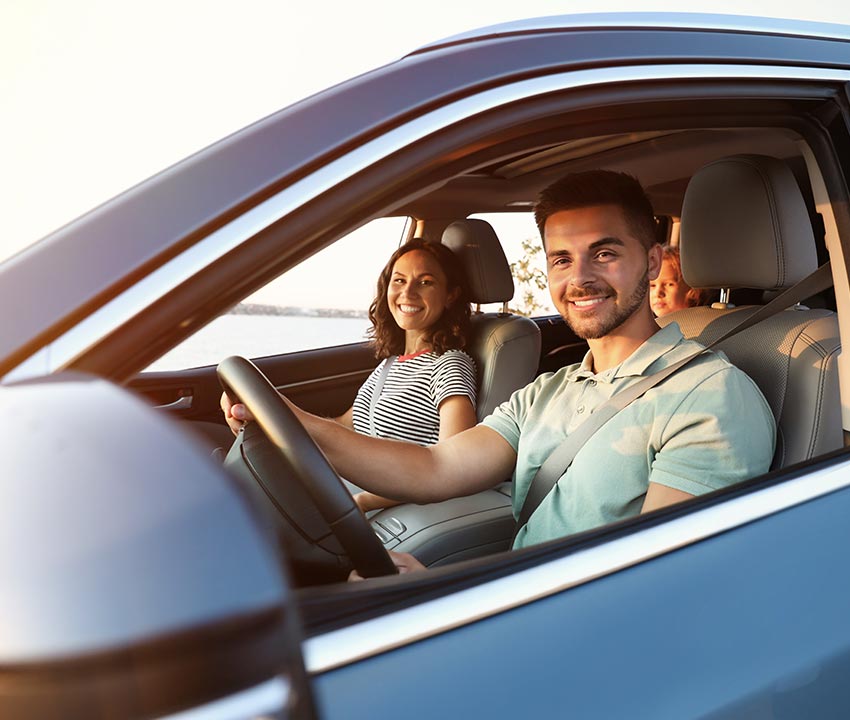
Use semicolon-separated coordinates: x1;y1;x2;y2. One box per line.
533;170;657;249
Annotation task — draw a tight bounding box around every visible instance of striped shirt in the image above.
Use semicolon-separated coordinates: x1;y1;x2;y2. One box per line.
352;349;476;445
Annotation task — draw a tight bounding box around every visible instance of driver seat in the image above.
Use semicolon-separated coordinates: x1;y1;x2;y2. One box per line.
442;219;542;419
658;154;842;468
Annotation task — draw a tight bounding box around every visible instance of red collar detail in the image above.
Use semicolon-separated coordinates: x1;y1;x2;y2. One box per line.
398;349;431;362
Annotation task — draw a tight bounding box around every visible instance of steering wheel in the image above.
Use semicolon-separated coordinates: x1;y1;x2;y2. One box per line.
217;355;397;579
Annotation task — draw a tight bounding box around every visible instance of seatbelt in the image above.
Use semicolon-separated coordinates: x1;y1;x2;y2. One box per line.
368;356;395;437
512;262;833;545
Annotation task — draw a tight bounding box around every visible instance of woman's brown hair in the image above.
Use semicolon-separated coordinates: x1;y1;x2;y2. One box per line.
368;238;471;359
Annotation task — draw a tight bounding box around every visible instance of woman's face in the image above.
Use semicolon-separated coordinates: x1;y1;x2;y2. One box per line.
649;258;690;316
386;249;457;339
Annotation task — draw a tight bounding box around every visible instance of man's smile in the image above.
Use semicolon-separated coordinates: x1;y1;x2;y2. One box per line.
570;296;609;308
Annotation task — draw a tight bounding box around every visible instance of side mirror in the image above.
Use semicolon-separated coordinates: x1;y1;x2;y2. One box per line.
0;374;315;719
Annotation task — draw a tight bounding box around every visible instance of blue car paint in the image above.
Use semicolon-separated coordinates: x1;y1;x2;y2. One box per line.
314;483;850;718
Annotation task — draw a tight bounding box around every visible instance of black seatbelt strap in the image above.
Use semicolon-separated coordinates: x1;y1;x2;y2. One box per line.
512;262;833;545
368;356;395;437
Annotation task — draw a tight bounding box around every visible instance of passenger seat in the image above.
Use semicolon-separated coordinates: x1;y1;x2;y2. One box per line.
442;219;542;419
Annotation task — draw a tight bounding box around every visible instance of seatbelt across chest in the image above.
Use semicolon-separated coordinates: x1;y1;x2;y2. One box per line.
511;262;834;545
368;356;395;437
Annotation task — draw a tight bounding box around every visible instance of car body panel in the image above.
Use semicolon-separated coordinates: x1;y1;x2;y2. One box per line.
313;465;850;718
4;12;850;718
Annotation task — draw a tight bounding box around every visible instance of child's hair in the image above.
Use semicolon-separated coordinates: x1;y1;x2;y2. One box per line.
660;244;709;307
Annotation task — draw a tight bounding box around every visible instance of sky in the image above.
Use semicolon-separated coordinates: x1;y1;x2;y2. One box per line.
2;0;849;267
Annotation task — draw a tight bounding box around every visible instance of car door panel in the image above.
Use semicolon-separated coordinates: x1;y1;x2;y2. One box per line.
311;480;850;718
130;342;379;451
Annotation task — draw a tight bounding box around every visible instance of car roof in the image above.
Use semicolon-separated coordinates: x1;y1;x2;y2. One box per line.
2;14;849;379
413;12;850;51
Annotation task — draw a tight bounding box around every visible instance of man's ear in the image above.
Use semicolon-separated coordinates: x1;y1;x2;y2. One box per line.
647;243;663;281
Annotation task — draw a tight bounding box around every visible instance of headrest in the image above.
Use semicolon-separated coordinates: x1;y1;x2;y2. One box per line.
680;155;817;291
442;219;515;304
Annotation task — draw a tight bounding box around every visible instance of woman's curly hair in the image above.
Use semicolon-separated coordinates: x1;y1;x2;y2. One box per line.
369;238;472;359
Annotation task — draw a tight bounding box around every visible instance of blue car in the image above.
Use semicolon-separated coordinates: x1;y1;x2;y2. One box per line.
3;13;850;719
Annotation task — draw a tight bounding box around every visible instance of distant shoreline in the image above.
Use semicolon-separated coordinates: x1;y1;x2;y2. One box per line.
228;302;368;319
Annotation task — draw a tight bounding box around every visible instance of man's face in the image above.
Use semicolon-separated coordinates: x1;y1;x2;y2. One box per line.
544;205;661;340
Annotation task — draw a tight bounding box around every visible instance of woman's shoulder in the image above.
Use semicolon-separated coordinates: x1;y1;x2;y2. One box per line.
434;348;475;365
433;349;476;374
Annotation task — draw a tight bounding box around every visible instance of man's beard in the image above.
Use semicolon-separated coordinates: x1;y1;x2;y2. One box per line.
564;269;650;340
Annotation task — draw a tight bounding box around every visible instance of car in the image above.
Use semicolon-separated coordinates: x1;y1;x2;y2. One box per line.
3;11;850;719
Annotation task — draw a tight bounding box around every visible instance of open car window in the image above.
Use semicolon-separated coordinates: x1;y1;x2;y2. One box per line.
145;216;412;371
470;211;557;317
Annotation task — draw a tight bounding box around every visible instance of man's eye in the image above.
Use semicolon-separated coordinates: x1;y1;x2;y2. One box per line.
596;251;615;260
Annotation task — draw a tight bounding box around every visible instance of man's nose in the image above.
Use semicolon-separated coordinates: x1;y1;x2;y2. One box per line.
569;257;596;287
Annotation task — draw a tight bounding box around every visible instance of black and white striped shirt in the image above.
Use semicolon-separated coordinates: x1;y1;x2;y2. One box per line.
352;349;476;445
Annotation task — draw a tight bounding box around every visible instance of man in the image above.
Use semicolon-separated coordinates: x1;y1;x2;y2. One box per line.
223;170;776;572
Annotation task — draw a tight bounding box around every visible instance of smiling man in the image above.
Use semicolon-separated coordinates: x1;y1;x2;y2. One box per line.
223;170;776;568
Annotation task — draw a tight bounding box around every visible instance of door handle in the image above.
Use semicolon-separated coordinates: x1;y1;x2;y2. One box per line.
156;393;193;411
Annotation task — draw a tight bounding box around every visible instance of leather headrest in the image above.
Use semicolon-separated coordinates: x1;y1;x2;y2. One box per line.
442;219;514;304
680;155;817;290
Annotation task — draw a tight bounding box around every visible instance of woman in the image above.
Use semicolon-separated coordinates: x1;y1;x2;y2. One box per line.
335;238;477;510
649;243;709;316
223;238;477;512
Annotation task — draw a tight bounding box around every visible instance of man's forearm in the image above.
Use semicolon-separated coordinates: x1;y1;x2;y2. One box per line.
292;403;452;503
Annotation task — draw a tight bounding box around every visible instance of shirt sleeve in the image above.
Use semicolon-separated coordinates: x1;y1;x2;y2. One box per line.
480;371;552;451
430;350;477;409
649;365;776;496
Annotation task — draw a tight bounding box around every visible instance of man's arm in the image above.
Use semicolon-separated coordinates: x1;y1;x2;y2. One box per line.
356;394;478;512
298;408;516;503
641;483;693;514
223;391;517;503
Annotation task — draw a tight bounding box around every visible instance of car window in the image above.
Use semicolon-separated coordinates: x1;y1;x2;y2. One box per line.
470;212;557;317
146;217;412;371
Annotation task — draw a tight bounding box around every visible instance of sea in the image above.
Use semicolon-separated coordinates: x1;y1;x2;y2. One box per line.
147;314;372;372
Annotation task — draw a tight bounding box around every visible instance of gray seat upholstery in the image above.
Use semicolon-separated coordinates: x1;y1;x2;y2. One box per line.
442;219;541;420
658;154;842;468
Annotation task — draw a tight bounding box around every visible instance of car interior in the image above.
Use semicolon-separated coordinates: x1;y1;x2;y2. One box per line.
129;94;848;629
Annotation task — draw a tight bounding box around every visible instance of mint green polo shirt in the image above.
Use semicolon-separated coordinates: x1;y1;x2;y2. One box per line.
482;322;776;549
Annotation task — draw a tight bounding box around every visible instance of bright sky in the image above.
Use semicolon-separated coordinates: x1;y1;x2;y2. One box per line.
2;0;849;267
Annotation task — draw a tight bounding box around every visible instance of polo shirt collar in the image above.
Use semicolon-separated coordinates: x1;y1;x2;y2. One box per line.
572;322;685;382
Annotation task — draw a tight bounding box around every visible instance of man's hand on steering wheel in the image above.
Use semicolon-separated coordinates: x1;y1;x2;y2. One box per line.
220;391;253;435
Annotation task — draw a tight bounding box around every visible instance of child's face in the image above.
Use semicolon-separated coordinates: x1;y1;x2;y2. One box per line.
649;258;690;316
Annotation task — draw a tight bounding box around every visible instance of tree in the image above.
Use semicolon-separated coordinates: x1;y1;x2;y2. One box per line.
509;237;548;317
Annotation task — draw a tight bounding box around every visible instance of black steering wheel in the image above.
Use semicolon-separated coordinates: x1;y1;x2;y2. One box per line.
217;355;397;580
